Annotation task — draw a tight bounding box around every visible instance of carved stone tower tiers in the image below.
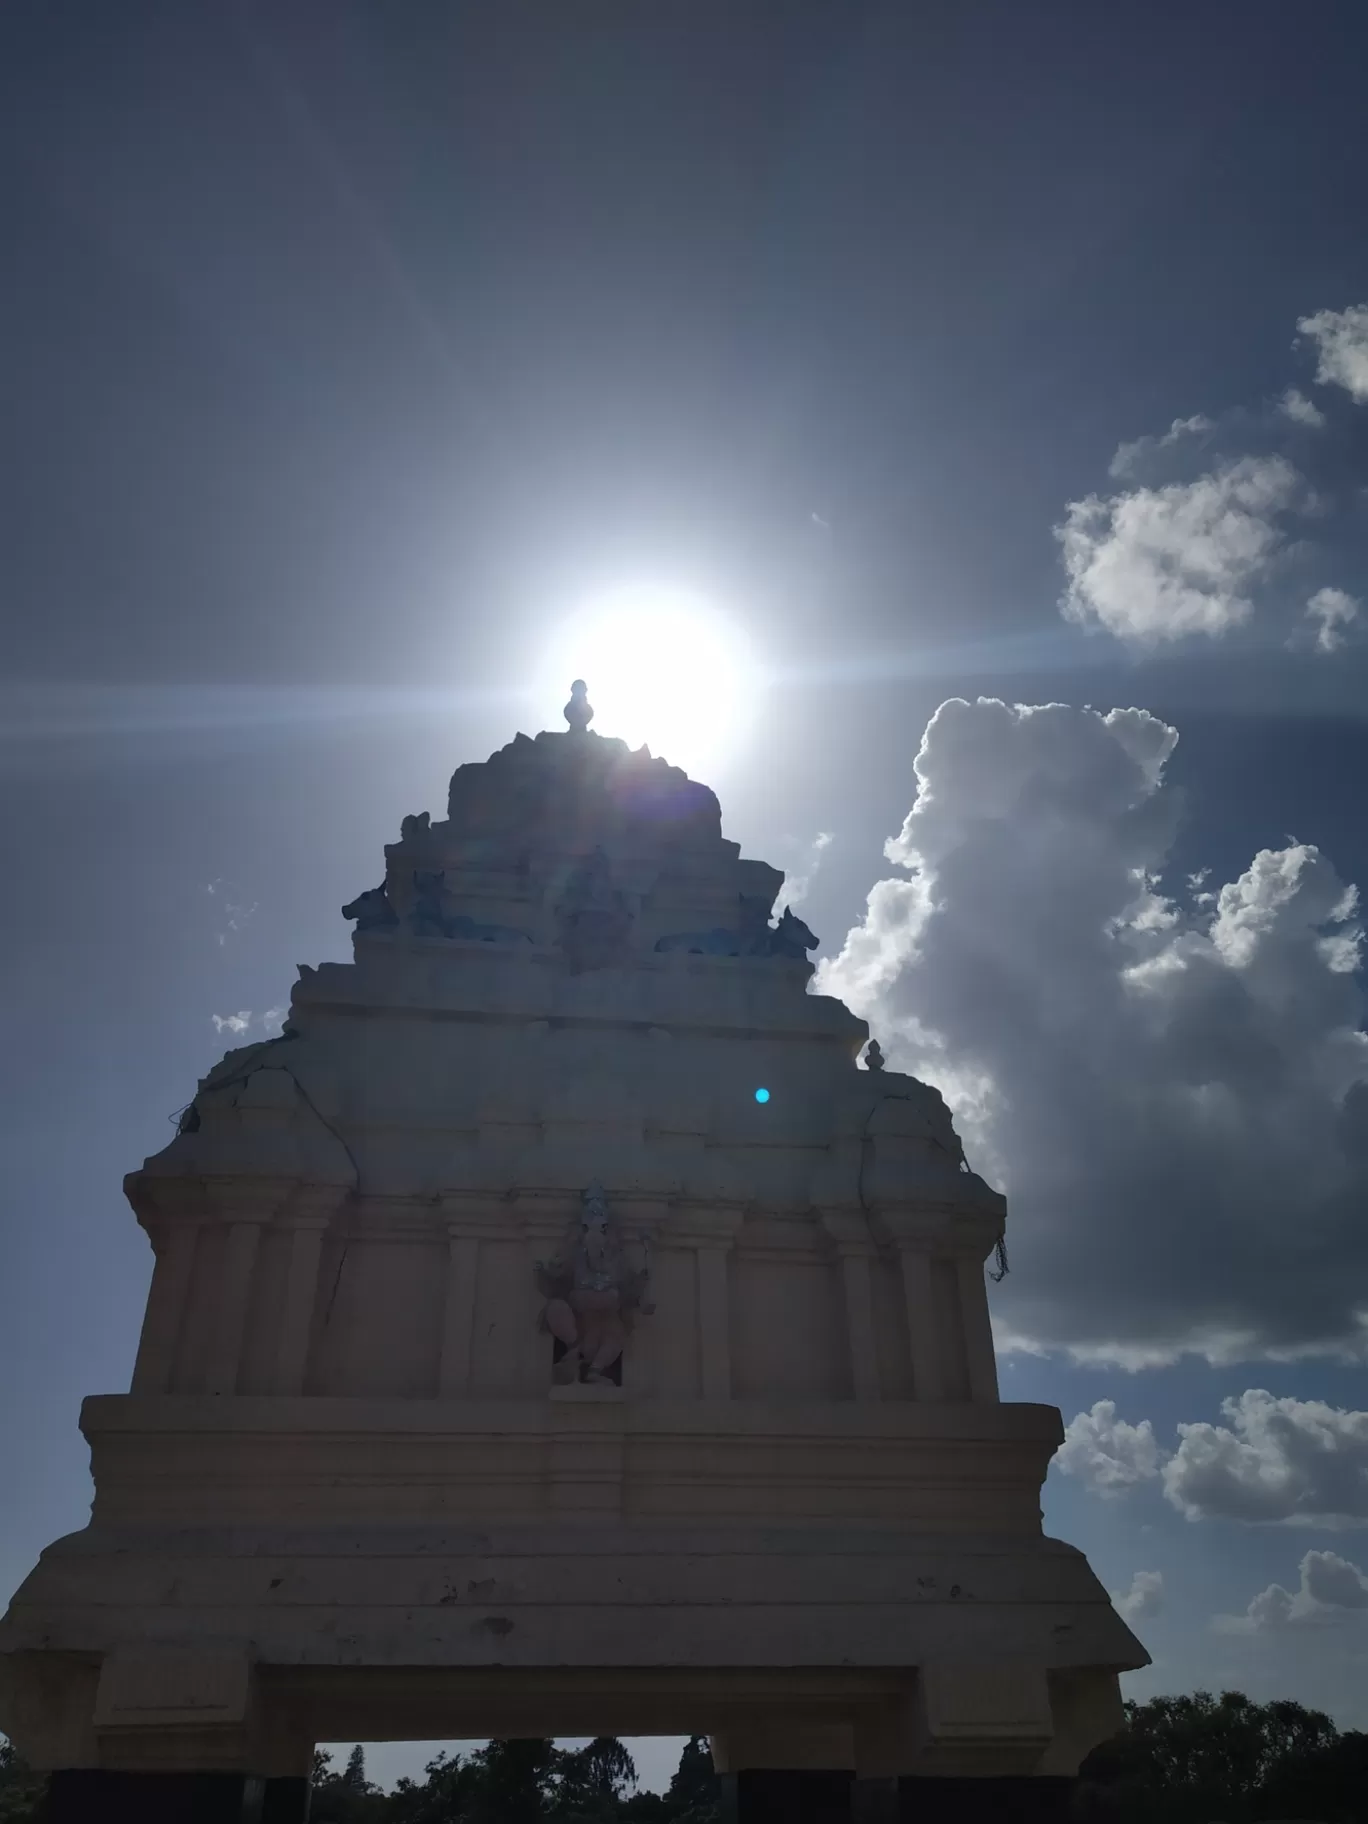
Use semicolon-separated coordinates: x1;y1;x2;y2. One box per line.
0;698;1145;1823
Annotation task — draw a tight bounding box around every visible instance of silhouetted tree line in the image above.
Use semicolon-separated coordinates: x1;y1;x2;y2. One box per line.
306;1736;720;1823
0;1735;721;1822
3;1695;1366;1820
1074;1692;1368;1822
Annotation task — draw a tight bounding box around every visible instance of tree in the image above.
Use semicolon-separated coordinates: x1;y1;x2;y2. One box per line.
615;1738;722;1823
551;1738;638;1820
1076;1690;1347;1824
465;1737;562;1824
0;1741;46;1824
385;1750;483;1824
1254;1728;1368;1823
666;1738;720;1811
310;1745;387;1824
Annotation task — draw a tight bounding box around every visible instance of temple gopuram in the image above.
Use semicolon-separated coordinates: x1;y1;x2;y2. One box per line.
0;684;1145;1822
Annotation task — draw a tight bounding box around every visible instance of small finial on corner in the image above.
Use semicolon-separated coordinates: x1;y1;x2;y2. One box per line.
564;678;594;733
865;1039;885;1072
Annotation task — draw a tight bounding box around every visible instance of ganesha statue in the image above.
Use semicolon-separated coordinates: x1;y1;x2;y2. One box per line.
534;1182;653;1385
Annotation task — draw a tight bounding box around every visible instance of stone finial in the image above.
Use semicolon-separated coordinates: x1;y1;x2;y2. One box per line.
865;1040;885;1072
564;678;594;732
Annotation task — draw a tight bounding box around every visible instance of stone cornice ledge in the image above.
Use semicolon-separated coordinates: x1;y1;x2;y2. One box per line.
80;1394;1064;1446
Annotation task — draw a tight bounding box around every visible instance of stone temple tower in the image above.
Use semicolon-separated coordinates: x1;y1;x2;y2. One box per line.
0;690;1145;1822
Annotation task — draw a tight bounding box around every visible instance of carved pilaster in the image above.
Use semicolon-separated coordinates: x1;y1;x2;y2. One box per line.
439;1230;481;1396
956;1251;1000;1403
204;1180;293;1396
899;1248;944;1403
439;1197;530;1395
819;1211;881;1402
130;1222;200;1395
672;1206;743;1400
872;1213;946;1403
271;1198;338;1395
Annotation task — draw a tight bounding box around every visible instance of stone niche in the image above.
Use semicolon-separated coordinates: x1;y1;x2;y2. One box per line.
0;704;1146;1823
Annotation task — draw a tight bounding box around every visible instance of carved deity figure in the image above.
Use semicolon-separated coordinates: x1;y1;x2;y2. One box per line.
535;1182;652;1384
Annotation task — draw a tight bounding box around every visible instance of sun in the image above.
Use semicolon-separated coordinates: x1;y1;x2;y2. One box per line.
537;585;756;778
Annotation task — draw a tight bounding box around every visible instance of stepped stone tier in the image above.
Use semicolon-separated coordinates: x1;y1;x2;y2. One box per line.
0;689;1146;1823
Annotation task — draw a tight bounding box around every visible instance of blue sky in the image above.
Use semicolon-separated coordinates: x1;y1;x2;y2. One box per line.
3;0;1368;1791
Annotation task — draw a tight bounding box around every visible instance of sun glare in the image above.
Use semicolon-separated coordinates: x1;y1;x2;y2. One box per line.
538;585;755;778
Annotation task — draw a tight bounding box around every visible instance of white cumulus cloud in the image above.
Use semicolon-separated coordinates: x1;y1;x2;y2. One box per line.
1224;1550;1368;1631
817;697;1368;1364
211;1008;289;1038
1108;414;1215;480
1164;1391;1368;1526
1297;303;1368;403
776;831;833;913
1278;387;1326;428
1112;1570;1165;1620
1302;586;1361;655
1056;455;1305;644
1057;1402;1163;1495
211;1011;253;1036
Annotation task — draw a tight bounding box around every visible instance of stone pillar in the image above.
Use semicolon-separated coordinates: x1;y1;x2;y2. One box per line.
46;1770;310;1823
712;1721;859;1820
271;1212;332;1395
720;1768;853;1822
889;1777;1076;1820
130;1222;198;1394
956;1251;1000;1403
820;1212;881;1401
35;1648;317;1822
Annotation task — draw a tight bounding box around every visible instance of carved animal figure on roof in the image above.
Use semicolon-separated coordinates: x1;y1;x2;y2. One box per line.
341;883;398;932
769;907;818;959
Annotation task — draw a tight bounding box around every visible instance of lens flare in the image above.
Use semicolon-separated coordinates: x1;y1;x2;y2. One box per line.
538;585;756;777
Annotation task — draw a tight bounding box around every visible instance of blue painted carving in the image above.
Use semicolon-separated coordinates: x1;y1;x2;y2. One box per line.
654;901;819;960
409;870;532;943
341;883;398;932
